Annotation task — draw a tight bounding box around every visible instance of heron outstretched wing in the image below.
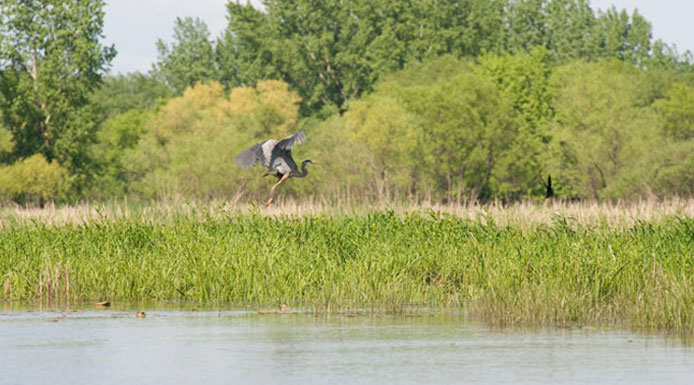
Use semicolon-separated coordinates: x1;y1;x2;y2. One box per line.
235;141;266;169
276;132;306;151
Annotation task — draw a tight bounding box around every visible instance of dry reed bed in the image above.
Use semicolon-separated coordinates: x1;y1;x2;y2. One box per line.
2;198;694;229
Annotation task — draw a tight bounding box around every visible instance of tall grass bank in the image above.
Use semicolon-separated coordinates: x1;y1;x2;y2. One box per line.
2;205;694;333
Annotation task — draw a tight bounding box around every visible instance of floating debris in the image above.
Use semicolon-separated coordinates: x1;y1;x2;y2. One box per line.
338;312;361;317
94;301;111;307
258;304;293;315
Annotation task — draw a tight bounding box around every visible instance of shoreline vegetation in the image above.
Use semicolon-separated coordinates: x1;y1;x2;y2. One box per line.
2;199;694;334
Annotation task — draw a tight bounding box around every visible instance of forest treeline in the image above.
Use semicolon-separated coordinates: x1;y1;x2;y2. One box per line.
1;0;693;204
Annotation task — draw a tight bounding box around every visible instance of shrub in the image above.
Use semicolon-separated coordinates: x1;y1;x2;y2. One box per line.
0;154;67;206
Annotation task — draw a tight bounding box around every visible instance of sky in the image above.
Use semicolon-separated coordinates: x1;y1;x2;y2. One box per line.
103;0;261;74
103;0;694;75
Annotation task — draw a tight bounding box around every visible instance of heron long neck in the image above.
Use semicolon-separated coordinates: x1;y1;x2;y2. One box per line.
294;161;310;178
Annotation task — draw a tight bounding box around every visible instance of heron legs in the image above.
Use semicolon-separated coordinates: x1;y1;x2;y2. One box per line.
265;174;289;206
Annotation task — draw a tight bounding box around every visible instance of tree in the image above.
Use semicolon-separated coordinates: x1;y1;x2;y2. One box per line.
215;0;690;115
546;60;661;199
0;0;115;182
407;71;516;201
591;7;652;65
90;72;173;118
153;17;217;93
544;0;595;62
506;0;548;53
648;40;694;72
342;57;517;201
651;142;694;197
477;47;554;198
0;153;67;206
89;109;149;197
477;47;553;136
216;2;280;88
655;83;694;140
219;0;507;113
125;80;301;199
346;95;419;200
0;111;12;161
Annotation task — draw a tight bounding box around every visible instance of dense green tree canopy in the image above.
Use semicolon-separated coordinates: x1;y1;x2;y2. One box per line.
213;0;689;114
90;72;173;118
0;0;115;177
153;17;217;93
218;0;511;112
547;60;662;199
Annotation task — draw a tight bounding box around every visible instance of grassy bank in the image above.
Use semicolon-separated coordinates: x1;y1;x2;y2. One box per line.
2;202;694;333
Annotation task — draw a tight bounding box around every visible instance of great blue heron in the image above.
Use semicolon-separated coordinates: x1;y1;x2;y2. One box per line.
235;132;313;206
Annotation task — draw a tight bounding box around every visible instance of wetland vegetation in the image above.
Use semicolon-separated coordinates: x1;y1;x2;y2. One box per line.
2;200;694;334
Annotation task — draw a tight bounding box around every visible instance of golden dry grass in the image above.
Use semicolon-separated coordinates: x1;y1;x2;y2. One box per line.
2;197;694;229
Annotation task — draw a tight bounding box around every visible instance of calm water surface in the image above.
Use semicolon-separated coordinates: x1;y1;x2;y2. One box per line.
1;304;693;384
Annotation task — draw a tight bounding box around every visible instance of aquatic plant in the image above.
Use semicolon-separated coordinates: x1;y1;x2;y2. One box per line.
1;201;694;333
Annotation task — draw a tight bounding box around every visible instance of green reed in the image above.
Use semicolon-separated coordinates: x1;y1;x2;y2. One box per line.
2;208;694;332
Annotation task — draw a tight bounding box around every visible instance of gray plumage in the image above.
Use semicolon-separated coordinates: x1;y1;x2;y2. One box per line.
235;132;309;176
236;131;313;206
235;132;313;205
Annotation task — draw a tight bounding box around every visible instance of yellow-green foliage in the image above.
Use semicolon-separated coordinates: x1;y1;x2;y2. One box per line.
230;80;301;135
653;83;694;195
127;80;301;199
346;96;418;198
311;57;517;201
0;124;13;154
547;60;663;199
655;83;694;140
0;154;67;205
475;48;553;199
90;110;150;197
289;116;371;200
87;55;692;203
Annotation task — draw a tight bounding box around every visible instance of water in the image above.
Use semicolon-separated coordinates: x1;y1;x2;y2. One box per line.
1;305;693;385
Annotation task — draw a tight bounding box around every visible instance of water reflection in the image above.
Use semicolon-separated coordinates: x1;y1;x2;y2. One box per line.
1;304;693;385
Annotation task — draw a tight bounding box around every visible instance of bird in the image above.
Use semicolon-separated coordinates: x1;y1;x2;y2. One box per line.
235;132;313;206
543;175;554;199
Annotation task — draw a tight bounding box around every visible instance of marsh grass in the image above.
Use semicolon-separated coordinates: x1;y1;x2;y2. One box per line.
3;197;694;228
2;199;694;333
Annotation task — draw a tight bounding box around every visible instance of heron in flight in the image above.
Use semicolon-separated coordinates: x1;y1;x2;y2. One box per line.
235;132;313;206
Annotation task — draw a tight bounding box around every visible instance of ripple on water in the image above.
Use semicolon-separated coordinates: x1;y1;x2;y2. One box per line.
1;305;693;385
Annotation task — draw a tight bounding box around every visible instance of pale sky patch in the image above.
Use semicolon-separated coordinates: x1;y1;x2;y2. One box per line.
103;0;694;75
591;0;694;56
103;0;262;74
